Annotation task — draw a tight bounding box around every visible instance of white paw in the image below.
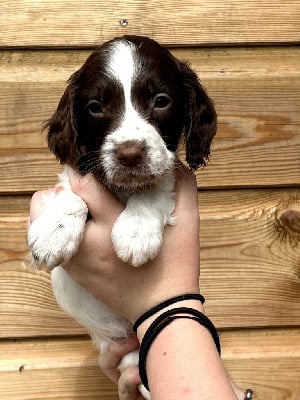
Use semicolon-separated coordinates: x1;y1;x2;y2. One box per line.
112;212;163;267
139;384;151;400
118;349;139;373
28;191;88;269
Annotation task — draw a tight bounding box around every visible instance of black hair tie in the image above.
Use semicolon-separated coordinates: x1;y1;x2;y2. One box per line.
133;293;205;333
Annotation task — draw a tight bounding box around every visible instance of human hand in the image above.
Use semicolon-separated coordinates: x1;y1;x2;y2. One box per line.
63;165;201;324
98;335;146;400
28;164;200;323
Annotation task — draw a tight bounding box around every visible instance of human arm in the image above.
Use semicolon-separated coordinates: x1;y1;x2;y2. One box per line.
99;332;244;400
29;166;244;400
65;166;240;400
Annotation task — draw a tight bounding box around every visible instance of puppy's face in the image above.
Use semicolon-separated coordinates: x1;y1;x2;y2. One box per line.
46;35;217;190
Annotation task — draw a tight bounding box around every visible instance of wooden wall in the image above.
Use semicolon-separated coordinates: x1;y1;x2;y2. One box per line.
1;1;300;398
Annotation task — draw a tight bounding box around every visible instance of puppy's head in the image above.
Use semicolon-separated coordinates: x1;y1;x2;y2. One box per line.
46;35;217;189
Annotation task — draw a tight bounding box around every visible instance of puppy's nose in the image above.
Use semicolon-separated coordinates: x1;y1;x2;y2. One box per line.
117;142;144;167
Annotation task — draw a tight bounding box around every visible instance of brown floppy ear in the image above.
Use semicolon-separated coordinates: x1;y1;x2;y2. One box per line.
180;62;217;170
44;71;80;165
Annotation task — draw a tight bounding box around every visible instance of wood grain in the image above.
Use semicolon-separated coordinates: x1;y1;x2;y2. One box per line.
221;328;300;400
0;263;86;338
1;0;300;47
200;188;300;327
1;46;299;193
1;188;299;338
1;0;299;396
0;329;299;399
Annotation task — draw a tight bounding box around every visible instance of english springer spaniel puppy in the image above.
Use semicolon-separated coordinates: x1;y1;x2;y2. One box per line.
28;35;217;398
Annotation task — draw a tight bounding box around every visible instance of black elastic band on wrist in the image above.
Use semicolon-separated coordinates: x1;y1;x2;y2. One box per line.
138;306;220;391
133;293;205;333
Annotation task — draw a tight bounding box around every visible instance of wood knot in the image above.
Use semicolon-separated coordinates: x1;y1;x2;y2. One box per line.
277;208;300;240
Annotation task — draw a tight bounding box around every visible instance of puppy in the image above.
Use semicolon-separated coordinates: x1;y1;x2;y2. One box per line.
28;35;217;398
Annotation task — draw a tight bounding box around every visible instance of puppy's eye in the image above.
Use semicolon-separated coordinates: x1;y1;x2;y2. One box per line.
86;100;103;116
153;93;171;109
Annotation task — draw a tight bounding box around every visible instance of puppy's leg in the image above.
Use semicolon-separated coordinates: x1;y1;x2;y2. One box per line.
27;168;88;269
52;267;131;340
112;173;176;267
51;268;144;394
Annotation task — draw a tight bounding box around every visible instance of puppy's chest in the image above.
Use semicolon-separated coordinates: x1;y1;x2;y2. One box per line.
109;185;159;205
113;189;131;204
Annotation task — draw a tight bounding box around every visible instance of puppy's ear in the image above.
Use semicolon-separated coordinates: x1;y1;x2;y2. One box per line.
45;71;79;164
180;62;217;170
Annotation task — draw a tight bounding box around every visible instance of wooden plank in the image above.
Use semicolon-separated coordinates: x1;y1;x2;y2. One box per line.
200;187;300;327
220;328;300;400
1;187;299;338
0;337;114;399
1;0;300;48
0;328;299;399
0;46;299;193
0;263;86;337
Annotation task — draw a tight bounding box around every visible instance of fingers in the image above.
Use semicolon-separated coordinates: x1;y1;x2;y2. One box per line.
67;165;195;224
99;336;143;400
99;336;139;383
30;165;195;225
118;366;143;400
67;167;124;223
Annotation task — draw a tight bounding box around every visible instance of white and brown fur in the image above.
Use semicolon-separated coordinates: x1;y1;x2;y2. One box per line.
28;35;217;398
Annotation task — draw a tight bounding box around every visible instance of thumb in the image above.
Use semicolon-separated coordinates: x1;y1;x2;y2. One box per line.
67;167;124;222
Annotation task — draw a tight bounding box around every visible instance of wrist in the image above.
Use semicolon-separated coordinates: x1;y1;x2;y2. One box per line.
136;298;205;342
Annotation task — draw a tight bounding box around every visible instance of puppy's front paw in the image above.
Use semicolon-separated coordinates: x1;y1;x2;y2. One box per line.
28;191;88;269
111;213;163;267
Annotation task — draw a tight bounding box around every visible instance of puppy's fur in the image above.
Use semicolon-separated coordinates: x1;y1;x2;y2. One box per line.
28;35;216;398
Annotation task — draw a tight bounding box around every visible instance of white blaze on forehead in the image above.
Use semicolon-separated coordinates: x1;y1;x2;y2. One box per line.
108;41;136;103
101;40;175;185
107;40;146;142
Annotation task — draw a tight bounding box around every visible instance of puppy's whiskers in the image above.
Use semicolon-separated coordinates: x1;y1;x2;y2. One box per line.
77;151;99;175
